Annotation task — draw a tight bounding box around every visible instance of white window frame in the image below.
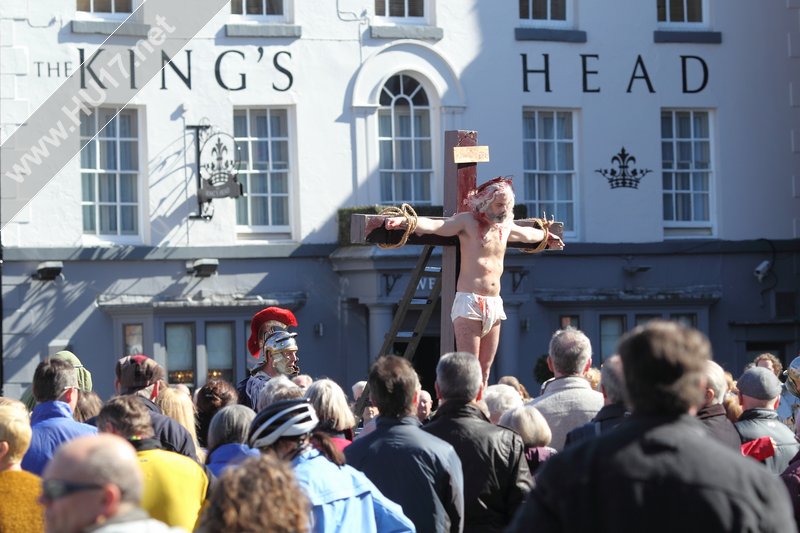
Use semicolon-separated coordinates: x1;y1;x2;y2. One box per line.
80;106;144;245
660;108;715;235
164;322;197;386
229;0;290;23
521;108;578;238
377;73;434;206
233;107;294;236
557;309;705;364
75;0;138;21
656;0;709;29
155;317;246;389
518;0;573;29
373;0;430;26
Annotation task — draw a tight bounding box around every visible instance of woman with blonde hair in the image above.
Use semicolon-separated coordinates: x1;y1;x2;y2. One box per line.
304;378;356;451
499;404;557;474
156;385;204;461
0;401;45;533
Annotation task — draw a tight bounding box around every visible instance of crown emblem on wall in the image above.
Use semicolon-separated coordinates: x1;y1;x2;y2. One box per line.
595;147;652;189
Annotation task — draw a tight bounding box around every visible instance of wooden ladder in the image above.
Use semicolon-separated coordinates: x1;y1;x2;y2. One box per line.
353;245;442;419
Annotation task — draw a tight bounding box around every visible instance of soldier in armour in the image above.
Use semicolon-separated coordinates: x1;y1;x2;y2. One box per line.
778;355;800;431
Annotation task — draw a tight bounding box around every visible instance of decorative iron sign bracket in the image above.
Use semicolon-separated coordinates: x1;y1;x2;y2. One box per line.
186;123;243;219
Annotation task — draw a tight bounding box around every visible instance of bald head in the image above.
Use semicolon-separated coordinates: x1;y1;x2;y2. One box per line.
42;434;143;533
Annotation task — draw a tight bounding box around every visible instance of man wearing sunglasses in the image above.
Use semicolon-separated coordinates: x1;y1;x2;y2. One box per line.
40;434;183;532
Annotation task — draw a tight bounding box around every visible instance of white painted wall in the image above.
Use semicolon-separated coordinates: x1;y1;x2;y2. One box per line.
2;0;798;247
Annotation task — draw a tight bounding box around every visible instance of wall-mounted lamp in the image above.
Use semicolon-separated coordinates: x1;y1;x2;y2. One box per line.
33;261;64;281
623;265;651;275
623;256;651;276
186;258;219;277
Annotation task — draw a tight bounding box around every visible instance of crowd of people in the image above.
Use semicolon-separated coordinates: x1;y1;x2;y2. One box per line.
2;309;800;532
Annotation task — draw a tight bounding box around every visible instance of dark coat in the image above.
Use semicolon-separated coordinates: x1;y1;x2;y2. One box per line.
563;402;628;449
780;450;800;530
697;402;741;451
422;401;532;533
507;414;796;533
345;415;464;533
735;408;800;474
236;376;253;409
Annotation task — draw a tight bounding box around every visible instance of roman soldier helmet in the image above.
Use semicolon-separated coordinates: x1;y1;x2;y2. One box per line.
264;330;300;376
785;355;800;397
248;306;297;356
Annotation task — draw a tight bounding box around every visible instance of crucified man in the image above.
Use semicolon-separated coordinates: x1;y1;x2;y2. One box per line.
386;177;565;385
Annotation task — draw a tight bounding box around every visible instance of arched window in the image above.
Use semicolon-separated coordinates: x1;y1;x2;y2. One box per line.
378;74;432;205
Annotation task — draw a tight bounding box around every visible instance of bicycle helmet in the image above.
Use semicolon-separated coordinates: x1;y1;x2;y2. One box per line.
248;399;318;450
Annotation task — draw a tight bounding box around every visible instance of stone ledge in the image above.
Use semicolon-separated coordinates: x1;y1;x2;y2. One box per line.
653;30;722;44
369;25;443;40
70;19;151;37
225;23;301;38
515;27;587;42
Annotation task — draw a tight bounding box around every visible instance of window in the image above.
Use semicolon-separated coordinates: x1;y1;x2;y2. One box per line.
230;0;283;16
76;0;132;13
670;313;697;327
634;314;660;326
661;110;712;226
603;312;698;358
80;107;139;236
519;0;566;22
206;322;235;382
599;315;626;361
234;108;291;229
657;0;703;24
123;323;144;356
158;319;244;388
522;110;575;233
559;315;580;329
165;323;196;384
378;74;432;205
375;0;424;18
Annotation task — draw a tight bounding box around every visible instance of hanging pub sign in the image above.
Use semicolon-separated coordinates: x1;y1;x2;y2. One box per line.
198;132;243;202
186;123;243;219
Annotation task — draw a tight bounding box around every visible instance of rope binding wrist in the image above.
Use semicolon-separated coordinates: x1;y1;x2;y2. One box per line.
520;213;554;254
378;203;418;249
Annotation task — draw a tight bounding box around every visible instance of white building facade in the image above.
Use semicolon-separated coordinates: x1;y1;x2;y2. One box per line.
2;0;799;398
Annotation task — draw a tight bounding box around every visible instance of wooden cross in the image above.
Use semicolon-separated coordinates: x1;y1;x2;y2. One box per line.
350;129;563;358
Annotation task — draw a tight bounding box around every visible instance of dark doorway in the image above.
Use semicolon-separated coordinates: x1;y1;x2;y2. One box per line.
395;335;441;407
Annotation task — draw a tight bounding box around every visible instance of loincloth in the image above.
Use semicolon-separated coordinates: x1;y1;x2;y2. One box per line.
450;292;507;337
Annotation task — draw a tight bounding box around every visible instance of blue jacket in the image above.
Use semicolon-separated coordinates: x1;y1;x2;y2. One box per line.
206;443;259;477
293;447;415;533
21;401;97;475
345;416;464;533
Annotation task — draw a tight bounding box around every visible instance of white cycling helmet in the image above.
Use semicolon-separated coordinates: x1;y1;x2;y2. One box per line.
248;399;318;450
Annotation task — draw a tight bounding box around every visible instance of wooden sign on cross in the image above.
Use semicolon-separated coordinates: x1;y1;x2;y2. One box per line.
350;129;563;358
